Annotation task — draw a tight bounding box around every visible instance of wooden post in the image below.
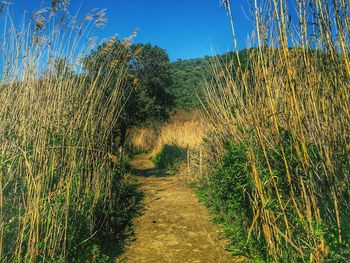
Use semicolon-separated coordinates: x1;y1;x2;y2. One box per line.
187;145;190;175
199;147;203;177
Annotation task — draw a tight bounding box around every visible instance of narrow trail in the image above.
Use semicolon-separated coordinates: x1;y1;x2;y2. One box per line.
116;153;245;263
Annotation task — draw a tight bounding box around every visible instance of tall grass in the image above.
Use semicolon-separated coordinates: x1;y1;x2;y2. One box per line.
127;127;159;152
127;113;204;155
127;116;204;174
0;3;135;262
151;120;204;155
150;119;204;172
202;0;350;261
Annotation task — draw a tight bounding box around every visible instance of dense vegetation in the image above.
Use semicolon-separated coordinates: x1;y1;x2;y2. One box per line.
2;0;350;262
170;57;212;109
195;0;350;261
0;2;172;262
85;41;174;147
169;49;251;109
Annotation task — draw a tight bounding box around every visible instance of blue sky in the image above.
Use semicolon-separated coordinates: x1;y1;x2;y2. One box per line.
12;0;254;61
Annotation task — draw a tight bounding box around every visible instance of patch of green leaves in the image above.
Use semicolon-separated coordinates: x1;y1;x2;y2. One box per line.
153;144;186;172
197;142;265;260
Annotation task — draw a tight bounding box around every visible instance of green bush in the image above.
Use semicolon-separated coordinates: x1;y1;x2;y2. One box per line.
198;138;350;261
153;144;186;172
198;142;265;260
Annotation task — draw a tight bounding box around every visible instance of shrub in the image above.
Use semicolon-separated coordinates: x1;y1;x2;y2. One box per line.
198;142;264;259
199;137;350;261
153;144;186;172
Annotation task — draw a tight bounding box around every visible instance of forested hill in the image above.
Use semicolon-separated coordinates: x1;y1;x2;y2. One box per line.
170;49;249;109
170;56;212;109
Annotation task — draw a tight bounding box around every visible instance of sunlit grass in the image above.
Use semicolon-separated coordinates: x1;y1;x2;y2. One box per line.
0;3;133;261
201;0;350;261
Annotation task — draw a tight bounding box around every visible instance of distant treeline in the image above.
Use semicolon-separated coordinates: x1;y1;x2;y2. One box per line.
170;49;249;109
170;47;344;110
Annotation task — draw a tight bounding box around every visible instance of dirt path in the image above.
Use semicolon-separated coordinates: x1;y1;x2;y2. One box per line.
116;153;245;263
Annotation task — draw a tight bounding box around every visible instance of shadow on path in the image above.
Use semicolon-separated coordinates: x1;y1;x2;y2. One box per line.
115;153;246;263
132;167;166;178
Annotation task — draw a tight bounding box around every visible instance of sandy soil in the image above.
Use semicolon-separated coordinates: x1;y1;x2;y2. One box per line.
116;153;246;263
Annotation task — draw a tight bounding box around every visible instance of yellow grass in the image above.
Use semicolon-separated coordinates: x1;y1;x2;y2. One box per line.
200;0;350;261
152;120;204;155
128;127;158;152
127;112;205;159
0;4;132;261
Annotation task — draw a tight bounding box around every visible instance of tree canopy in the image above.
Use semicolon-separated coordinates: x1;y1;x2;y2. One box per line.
84;40;174;146
169;50;248;109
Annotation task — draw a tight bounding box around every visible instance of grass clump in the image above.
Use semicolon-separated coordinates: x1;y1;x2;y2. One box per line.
198;142;263;259
153;144;186;172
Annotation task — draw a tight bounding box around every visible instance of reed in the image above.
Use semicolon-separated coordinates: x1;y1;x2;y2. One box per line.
202;0;350;261
127;112;204;155
0;2;133;261
152;120;204;155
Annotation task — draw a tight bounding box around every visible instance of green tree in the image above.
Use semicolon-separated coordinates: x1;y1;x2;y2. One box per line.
84;40;174;147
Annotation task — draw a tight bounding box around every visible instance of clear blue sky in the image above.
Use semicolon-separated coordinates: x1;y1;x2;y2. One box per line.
12;0;254;61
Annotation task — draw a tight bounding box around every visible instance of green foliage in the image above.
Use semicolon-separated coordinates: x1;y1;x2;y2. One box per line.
198;138;350;261
170;57;211;109
153;144;186;172
197;142;265;260
129;43;174;123
84;42;174;146
74;244;110;263
170;50;249;109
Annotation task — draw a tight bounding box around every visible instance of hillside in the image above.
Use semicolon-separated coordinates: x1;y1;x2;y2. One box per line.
170;50;248;109
170;57;212;109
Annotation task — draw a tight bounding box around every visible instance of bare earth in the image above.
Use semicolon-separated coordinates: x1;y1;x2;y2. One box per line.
116;153;245;263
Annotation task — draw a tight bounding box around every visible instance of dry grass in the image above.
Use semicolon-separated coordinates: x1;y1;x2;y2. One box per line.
200;0;350;261
127;111;205;156
0;3;132;261
127;127;158;152
152;120;204;155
